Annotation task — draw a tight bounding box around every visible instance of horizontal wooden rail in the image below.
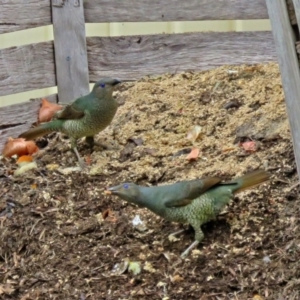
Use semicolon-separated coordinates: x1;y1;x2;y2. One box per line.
0;31;276;96
0;41;56;97
0;0;269;34
0;0;52;34
85;0;268;23
87;31;276;81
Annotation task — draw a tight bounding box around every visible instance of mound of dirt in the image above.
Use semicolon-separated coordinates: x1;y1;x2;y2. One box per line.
1;62;299;299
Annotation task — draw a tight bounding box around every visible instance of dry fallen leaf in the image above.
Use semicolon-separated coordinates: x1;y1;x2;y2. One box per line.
191;249;201;256
186;125;202;143
0;284;15;295
31;184;37;189
39;98;63;123
241;141;257;152
46;163;60;171
171;274;184;283
102;208;112;219
102;209;118;223
168;234;180;242
86;155;92;165
186;148;200;160
144;261;156;273
57;166;82;175
2;138;39;157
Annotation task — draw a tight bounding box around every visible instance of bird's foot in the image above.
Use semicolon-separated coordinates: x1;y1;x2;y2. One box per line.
77;158;87;170
180;240;199;259
168;229;185;242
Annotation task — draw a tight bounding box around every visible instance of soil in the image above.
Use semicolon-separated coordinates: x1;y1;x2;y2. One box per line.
1;62;299;300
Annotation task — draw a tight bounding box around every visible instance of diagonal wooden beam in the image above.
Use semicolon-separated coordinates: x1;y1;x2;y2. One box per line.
266;0;300;176
51;0;89;103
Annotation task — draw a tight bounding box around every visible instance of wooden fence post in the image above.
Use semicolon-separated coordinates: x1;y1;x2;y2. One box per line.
293;1;300;29
51;0;90;103
266;0;300;177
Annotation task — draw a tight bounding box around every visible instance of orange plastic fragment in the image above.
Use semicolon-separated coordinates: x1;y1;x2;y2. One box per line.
86;155;92;165
186;148;200;160
39;98;63;123
16;155;33;164
2;138;39;157
241;141;257;152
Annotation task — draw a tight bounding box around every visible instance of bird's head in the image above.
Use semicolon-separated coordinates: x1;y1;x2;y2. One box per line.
92;77;121;97
105;183;140;204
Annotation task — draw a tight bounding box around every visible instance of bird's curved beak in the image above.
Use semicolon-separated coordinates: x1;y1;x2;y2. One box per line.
104;186;118;195
112;79;121;86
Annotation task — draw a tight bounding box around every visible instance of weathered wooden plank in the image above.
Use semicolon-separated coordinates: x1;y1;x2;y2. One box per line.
287;0;297;25
0;0;269;34
0;95;58;151
292;0;300;25
0;31;276;97
87;31;277;81
296;41;300;54
0;0;52;34
0;41;56;97
52;0;90;103
266;0;300;175
84;0;268;23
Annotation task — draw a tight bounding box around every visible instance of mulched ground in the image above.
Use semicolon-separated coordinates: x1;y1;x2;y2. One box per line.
1;62;300;300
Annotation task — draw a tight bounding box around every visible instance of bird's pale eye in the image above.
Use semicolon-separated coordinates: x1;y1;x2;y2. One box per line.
100;83;106;88
123;184;129;189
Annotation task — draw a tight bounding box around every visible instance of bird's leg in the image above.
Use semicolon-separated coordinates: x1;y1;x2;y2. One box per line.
71;139;85;169
180;225;204;259
168;229;186;242
181;241;199;259
85;136;95;152
73;147;85;169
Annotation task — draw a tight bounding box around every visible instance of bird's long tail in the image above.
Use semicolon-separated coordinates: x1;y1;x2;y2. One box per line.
228;169;270;194
19;120;64;140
